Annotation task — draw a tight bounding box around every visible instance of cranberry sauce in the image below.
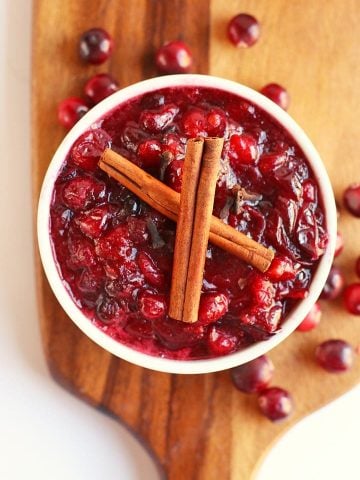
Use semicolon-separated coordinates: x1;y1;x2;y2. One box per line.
50;86;328;360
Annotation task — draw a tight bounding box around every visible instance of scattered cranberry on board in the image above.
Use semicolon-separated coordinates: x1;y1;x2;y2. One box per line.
343;283;360;315
231;355;274;393
79;27;114;64
343;183;360;217
155;40;193;74
58;97;89;129
320;266;345;300
260;83;290;110
257;387;293;422
227;13;260;48
315;339;354;373
84;73;119;104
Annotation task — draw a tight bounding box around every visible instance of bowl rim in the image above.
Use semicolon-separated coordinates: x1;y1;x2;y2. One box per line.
37;74;337;374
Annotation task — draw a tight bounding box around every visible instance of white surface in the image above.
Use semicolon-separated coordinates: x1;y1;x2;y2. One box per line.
1;0;359;478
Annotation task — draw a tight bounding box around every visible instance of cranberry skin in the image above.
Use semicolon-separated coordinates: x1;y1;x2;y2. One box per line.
79;28;114;65
258;387;293;422
315;339;354;372
84;73;119;104
140;104;179;133
137;139;162;167
198;293;229;325
71;128;112;172
227;13;260;48
75;205;111;239
58;97;89;129
231;355;274;393
61;177;106;211
356;256;360;278
334;231;344;257
296;302;321;332
94;224;131;261
320;266;345;300
207;325;239;356
343;184;360;217
96;296;125;324
181;107;207;137
266;255;296;282
139;291;167;320
164;159;183;192
229;133;258;166
260;83;290;110
343;283;360;315
155;40;193;74
137;251;165;288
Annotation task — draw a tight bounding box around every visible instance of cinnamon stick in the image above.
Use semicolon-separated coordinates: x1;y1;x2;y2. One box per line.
99;149;274;271
182;137;224;323
169;138;204;321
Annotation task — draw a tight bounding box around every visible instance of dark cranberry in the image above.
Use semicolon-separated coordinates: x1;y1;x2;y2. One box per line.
126;217;148;244
229;133;258;166
137;251;165;288
153;317;204;350
164;159;183;192
198;292;229;325
137;139;162;167
58;97;89;129
61;177;106;211
260;83;290;110
155;40;193;74
181;107;207;137
124;315;153;339
334;231;344;257
227;13;260;48
231;355;274;393
138;291;167;320
71;128;112;172
67;231;96;270
343;283;360;315
95;224;132;261
296;302;321;332
207;324;239;356
258;387;293;422
79;28;114;64
84;73;119;104
343;184;360;217
266;255;296;282
315;339;354;372
76;266;103;298
75;205;111;239
320;266;345;300
96;296;126;324
356;256;360;278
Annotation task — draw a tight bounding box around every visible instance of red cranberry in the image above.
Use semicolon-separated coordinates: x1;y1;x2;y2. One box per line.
258;152;287;175
181;107;207;137
229;133;258;166
61;177;106;211
138;291;167;320
266;255;296;282
58;97;89;129
260;84;290;110
206;108;227;137
79;28;114;64
343;184;360;217
296;302;321;332
153;317;204;350
320;266;345;300
67;231;96;270
207;325;239;356
250;276;275;309
198;292;229;325
258;387;293;422
140;104;179;133
71;128;112;171
75;205;111;239
137;251;165;288
231;355;274;393
334;231;344;257
155;40;193;74
137;139;162;167
343;283;360;315
356;256;360;278
315;339;354;372
227;14;260;48
84;73;119;104
124;315;153;339
95;224;131;261
76;266;103;298
164;159;183;192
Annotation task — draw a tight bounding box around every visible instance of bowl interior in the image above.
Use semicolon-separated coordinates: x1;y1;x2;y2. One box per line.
37;74;337;374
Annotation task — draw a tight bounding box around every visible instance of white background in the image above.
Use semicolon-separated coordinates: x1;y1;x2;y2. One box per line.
1;1;359;478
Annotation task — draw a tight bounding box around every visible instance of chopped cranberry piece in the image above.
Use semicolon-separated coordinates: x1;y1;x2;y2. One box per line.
227;13;260;48
75;205;111;239
137;139;162;167
181;107;207;137
138;291;167;320
343;184;360;217
96;296;126;324
61;176;106;211
250;275;275;309
95;224;132;261
164;159;183;192
58;97;89;129
71;128;112;171
260;83;290;110
76;265;103;300
79;28;114;64
266;255;296;282
258;152;287;175
155;40;193;74
296;302;321;332
84;73;119;104
343;283;360;315
137;251;165;288
140;104;179;133
231;355;274;393
320;266;345;300
315;339;354;372
334;231;344;257
258;387;293;422
229;133;258;166
126;217;148;244
198;292;229;325
161;133;184;157
67;231;96;270
207;324;240;356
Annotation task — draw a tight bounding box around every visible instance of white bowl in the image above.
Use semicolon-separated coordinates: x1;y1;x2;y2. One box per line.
37;74;337;374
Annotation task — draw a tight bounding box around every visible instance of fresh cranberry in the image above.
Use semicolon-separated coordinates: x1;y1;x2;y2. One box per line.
227;13;260;48
138;291;167;320
315;339;354;372
140;104;179;133
155;40;193;74
181;107;207;137
71;128;112;171
258;387;293;422
95;224;132;261
229;133;258;166
164;159;183;192
320;266;345;300
231;355;274;393
266;255;296;282
137;139;162;167
356;257;360;278
334;231;344;257
206;108;227;136
250;276;275;309
198;293;229;325
61;177;106;211
343;283;360;315
137;251;165;288
343;184;360;217
260;84;290;110
84;73;119;104
207;324;239;356
96;296;126;324
58;97;89;129
296;302;321;332
79;28;114;64
75;205;111;239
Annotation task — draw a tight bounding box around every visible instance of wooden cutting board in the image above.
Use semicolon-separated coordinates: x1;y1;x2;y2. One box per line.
32;1;360;478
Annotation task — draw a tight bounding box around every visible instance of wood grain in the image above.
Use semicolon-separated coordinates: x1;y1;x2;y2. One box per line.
32;1;360;479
